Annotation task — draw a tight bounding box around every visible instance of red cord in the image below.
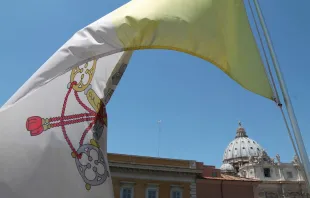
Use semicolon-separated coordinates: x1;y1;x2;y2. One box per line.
55;81;108;159
79;122;95;146
49;113;93;122
74;89;107;123
74;91;96;114
60;82;81;158
51;117;95;128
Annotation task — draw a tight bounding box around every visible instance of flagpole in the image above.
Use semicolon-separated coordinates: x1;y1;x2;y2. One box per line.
253;0;310;188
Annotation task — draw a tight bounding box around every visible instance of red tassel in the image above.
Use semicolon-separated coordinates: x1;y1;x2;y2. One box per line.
26;116;44;136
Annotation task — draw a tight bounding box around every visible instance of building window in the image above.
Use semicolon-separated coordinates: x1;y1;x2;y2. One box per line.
212;172;217;177
146;186;158;198
171;187;183;198
121;186;133;198
264;168;271;177
120;182;135;198
287;171;293;178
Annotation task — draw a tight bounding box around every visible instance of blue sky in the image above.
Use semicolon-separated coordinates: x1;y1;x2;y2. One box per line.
0;0;309;168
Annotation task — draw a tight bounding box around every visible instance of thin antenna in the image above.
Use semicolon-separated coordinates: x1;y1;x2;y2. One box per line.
157;120;162;157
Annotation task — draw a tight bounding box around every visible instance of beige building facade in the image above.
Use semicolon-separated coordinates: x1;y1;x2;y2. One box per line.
108;153;199;198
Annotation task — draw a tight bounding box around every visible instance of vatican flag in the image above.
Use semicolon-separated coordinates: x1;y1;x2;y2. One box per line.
0;0;273;197
0;51;133;198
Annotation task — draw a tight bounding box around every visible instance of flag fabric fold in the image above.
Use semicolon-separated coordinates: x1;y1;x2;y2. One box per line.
2;0;273;110
0;0;274;197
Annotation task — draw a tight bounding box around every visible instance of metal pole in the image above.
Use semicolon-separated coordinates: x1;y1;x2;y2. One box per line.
253;0;310;189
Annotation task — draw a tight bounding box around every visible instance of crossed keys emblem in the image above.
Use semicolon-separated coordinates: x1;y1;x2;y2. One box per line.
25;59;110;191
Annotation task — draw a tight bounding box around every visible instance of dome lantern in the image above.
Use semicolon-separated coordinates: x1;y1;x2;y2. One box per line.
235;121;248;138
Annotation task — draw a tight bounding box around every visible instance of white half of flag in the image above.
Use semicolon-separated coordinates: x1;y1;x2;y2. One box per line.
0;49;133;198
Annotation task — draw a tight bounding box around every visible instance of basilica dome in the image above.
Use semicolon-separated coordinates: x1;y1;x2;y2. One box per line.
223;122;264;165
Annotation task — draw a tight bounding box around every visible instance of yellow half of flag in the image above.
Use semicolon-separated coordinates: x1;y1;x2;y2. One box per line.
109;0;274;99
